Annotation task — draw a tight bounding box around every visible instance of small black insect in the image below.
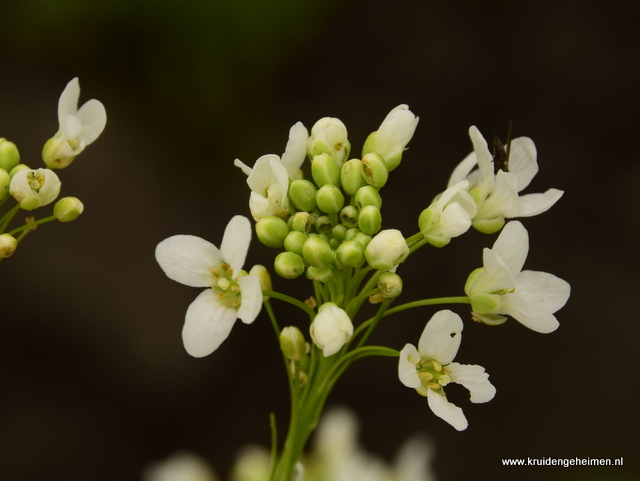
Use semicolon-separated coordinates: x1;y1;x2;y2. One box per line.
492;121;513;175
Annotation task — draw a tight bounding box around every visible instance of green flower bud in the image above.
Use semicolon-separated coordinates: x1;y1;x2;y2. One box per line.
280;326;307;361
256;215;289;248
306;266;334;283
331;223;348;241
364;229;409;270
340;158;367;195
344;227;360;241
302;235;334;269
315;215;333;234
290;211;311;234
378;271;403;298
42;137;76;169
311;154;341;188
358;205;382;235
361;152;389;188
316;184;344;214
274;251;305;279
339;205;359;228
0;169;10;199
0;139;20;172
284;230;307;257
335;240;366;268
0;233;18;258
54;196;84;222
329;237;340;250
352;232;372;248
289;179;317;212
308;117;350;166
9;164;30;177
355;185;382;210
249;264;272;300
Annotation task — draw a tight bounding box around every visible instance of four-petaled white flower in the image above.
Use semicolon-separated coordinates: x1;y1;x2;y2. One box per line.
42;77;107;169
398;309;496;431
363;104;419;171
448;126;563;233
155;216;263;357
310;302;354;357
234;122;308;221
9;168;61;210
465;220;571;333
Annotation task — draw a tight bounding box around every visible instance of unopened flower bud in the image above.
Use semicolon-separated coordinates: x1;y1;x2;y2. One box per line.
9;164;30;177
0;169;9;199
9;168;61;211
331;223;348;241
289;179;317;212
309;302;354;357
365;229;409;270
308;117;350;166
358;205;382;235
361;152;389;188
302;235;334;269
315;215;333;234
274;251;305;279
52;196;84;222
378;271;403;298
249;264;272;300
0;233;18;258
339;205;359;228
280;326;307;361
0;139;20;172
352;232;372;248
362;104;418;171
290;211;311;234
316;184;344;214
344;227;360;241
336;240;366;268
312;154;341;188
355;185;382;210
284;230;307;257
340;158;367;195
306;266;334;283
256;215;289;248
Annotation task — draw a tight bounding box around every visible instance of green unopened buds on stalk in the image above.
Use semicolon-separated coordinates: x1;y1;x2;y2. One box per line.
256;215;289;248
54;196;84;222
280;326;307;361
249;264;272;300
361;152;388;188
274;251;305;279
312;154;341;188
364;229;409;271
302;235;333;269
316;184;344;214
0;169;10;199
289;179;317;212
0;233;18;258
0;139;20;172
309;302;354;357
340;158;367;195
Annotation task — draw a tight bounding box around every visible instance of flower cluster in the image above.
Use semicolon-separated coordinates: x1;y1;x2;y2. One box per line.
0;78;106;260
155;104;570;480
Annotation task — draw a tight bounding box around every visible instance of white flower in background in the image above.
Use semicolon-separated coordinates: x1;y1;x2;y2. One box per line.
362;104;419;171
464;220;570;333
398;310;496;431
448;126;563;233
308;117;350;166
364;229;410;270
310;302;354;356
418;180;477;247
155;216;263;357
142;451;219;481
234;122;308;220
9;168;61;210
42;77;107;169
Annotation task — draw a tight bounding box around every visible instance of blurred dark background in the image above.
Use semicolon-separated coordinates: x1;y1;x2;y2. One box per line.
1;0;639;480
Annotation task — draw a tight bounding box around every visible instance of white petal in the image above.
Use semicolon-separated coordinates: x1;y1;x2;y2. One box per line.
75;99;107;145
398;344;421;388
506;137;538;191
492;220;529;275
438;202;472;238
236;275;263;324
155;235;220;287
393;436;436;481
515;270;571;314
182;289;237;357
58;77;80;125
220;215;251;276
475;170;520;220
447;151;478;188
499;292;560;333
469;249;515;295
426;389;468;431
468;126;494;185
234;158;253;176
447;362;496;403
246;155;288;195
417;310;462;365
518;189;564;217
280;122;308;178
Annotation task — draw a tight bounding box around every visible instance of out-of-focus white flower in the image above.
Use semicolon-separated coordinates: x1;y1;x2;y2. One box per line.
42;77;107;169
398;310;496;431
448;126;563;233
9;168;61;210
155;216;263;357
464;220;571;333
142;451;219;481
363;104;419;171
310;302;354;356
364;229;409;270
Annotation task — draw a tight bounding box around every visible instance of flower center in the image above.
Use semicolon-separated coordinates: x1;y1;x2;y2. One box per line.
211;262;241;309
27;172;46;192
415;358;450;394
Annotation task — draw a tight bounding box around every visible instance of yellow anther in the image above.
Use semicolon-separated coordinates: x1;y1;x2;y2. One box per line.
431;360;442;372
418;372;434;382
427;382;441;391
439;374;450;386
212;268;220;278
231;285;240;293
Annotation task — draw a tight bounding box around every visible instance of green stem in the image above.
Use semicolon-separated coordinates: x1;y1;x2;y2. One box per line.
7;215;57;237
384;296;470;316
263;290;317;319
0;203;21;233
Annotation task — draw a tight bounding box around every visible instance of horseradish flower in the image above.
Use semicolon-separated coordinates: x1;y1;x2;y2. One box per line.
398;310;495;431
310;303;354;356
9;168;61;210
362;104;419;171
464;221;570;333
234;122;308;220
155;216;263;357
42;78;107;169
448;126;563;233
364;229;409;270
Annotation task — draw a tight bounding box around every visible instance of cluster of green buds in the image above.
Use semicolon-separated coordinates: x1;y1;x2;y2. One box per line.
0;78;105;261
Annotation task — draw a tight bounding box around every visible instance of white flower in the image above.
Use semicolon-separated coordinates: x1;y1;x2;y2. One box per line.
42;77;107;169
418;180;477;247
464;220;571;333
398;310;496;431
364;229;409;270
310;302;354;356
142;451;218;481
363;104;419;171
448;126;563;233
155;216;263;357
9;168;61;210
234;122;308;221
